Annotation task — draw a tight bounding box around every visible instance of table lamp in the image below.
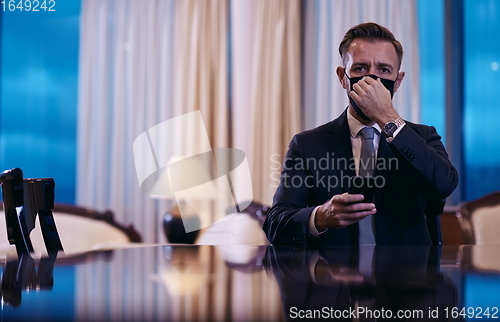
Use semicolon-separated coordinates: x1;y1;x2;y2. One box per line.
151;155;217;244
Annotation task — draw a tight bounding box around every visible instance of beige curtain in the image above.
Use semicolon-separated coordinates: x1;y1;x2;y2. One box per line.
248;0;302;206
77;1;176;319
173;0;230;223
77;0;177;244
174;0;229;151
78;0;230;241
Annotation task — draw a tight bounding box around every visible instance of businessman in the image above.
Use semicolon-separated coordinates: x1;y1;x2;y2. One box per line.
263;22;458;245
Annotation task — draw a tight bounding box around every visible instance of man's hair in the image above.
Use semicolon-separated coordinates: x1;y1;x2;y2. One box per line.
339;22;403;69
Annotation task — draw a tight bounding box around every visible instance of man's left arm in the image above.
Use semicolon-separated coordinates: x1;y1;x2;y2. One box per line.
352;77;458;199
387;124;458;199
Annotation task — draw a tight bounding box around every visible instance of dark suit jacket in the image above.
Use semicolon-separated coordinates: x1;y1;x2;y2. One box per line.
263;109;458;245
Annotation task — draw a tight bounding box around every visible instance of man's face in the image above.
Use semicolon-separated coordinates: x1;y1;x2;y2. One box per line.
337;38;404;93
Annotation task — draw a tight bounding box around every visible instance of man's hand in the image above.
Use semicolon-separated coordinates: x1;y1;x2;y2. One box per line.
350;77;399;126
315;193;376;231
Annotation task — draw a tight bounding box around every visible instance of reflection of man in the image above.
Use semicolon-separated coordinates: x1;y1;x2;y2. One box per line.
263;246;458;322
263;23;458;245
263;247;356;321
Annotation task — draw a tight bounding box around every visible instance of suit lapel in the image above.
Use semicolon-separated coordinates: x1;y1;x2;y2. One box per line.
326;109;356;193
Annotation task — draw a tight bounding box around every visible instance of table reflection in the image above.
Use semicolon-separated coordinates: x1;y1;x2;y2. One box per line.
263;246;459;321
0;244;499;321
1;252;57;307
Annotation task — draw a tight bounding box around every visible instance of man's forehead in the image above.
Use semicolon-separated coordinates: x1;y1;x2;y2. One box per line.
351;59;395;68
348;38;395;51
345;39;399;64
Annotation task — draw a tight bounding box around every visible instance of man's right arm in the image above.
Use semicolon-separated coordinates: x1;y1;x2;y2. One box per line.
263;135;376;245
263;134;317;245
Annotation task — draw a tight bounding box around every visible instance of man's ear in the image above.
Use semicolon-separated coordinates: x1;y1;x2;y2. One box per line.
336;66;348;89
393;71;405;93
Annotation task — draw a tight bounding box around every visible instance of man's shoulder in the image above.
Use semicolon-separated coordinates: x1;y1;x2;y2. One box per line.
294;112;347;140
297;120;335;137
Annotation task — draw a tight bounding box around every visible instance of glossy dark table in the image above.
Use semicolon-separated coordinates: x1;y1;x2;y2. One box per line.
1;244;500;322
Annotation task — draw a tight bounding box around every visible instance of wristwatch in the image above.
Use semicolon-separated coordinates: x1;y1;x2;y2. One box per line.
383;117;405;138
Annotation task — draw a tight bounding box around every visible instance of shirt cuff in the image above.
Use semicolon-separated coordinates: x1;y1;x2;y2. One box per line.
309;206;328;237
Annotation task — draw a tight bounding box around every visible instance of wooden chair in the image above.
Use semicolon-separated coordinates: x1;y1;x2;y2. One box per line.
0;203;142;256
457;191;500;244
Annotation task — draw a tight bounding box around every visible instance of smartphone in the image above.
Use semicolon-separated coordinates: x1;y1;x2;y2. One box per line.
348;176;376;203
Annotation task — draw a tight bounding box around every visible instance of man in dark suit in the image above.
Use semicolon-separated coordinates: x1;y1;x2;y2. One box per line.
263;22;458;246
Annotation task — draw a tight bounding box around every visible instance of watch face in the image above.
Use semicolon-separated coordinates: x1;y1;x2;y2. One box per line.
384;123;397;136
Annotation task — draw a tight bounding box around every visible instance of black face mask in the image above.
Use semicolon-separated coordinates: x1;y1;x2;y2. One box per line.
345;73;396;121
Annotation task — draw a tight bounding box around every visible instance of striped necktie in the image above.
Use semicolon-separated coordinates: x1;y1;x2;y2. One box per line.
357;127;376;244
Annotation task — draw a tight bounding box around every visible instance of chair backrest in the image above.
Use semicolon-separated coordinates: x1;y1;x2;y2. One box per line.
457;192;500;244
460;245;500;273
0;203;142;256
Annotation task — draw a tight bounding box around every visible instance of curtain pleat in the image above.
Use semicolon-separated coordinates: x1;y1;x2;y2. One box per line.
77;0;176;320
79;0;231;236
229;0;256;201
173;0;230;224
77;0;177;243
249;0;302;206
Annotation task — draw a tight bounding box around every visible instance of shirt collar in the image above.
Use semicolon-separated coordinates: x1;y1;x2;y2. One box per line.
346;108;382;138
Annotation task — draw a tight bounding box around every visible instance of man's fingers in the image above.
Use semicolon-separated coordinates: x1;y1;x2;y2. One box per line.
362;76;378;85
342;202;376;213
353;209;377;217
320;193;377;229
351;83;366;97
337;208;376;220
354;77;377;91
331;193;364;204
354;77;386;95
349;91;361;106
336;209;376;226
